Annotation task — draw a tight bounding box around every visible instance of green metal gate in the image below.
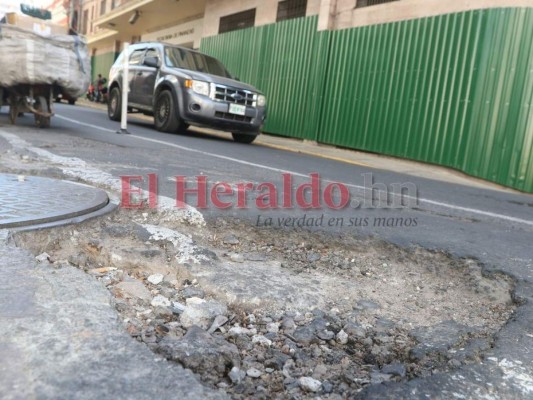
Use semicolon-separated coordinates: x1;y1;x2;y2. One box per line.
201;16;328;139
201;9;533;193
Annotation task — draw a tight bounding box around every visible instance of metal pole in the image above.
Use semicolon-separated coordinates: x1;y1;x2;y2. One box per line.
118;42;130;134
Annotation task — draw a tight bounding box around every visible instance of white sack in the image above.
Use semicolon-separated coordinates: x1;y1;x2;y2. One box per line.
0;24;91;98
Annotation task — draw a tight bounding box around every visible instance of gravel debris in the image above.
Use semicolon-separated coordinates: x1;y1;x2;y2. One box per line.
14;211;517;399
147;273;164;285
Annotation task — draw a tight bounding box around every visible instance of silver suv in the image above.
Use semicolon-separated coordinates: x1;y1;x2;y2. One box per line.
107;42;267;144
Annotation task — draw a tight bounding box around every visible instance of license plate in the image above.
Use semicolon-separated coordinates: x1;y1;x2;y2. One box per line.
228;103;246;116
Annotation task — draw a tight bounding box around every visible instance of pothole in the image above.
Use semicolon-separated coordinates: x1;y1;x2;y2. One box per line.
14;209;517;399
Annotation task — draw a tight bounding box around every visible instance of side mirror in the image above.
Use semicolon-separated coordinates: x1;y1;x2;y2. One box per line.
143;57;160;68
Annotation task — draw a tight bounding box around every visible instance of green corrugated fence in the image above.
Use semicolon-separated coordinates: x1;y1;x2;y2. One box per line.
201;9;533;193
91;52;119;83
202;17;329;139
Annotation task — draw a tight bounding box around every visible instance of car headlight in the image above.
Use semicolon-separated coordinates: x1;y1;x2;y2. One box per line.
257;95;266;107
186;80;210;96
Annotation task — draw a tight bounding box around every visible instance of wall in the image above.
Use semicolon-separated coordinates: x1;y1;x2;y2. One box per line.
201;9;533;192
45;0;68;26
142;18;204;48
80;0;98;35
319;0;533;30
202;0;321;37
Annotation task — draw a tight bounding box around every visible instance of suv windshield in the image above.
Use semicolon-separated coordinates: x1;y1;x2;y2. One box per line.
164;47;232;78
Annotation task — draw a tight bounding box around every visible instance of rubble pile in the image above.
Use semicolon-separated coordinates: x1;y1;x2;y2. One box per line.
18;211;516;399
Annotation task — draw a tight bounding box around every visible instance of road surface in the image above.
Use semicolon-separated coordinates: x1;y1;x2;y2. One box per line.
0;103;531;398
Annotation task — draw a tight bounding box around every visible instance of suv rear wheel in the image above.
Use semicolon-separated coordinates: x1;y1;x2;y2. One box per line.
108;87;121;121
154;90;180;133
232;133;257;144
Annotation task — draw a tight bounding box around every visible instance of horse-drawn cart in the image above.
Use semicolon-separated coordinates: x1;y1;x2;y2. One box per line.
0;22;90;128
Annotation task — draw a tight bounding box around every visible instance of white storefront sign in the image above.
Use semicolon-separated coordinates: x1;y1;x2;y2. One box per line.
142;18;203;47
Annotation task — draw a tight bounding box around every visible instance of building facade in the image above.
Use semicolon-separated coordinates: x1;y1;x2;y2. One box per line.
0;2;18;19
49;0;532;84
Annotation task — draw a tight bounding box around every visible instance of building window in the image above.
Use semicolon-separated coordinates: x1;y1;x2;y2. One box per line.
100;0;106;16
219;9;256;34
70;10;78;32
277;0;307;22
81;9;88;34
356;0;398;8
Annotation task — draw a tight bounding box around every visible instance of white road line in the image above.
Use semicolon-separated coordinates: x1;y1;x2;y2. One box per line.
56;115;310;176
55;114;533;228
56;115;117;133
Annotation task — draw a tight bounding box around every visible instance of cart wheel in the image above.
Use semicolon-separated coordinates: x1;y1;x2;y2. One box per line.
9;106;17;125
34;96;51;129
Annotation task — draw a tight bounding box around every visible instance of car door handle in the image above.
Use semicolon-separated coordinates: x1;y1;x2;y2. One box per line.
137;72;143;76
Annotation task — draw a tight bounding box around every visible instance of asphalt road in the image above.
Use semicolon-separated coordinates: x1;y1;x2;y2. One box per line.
1;103;532;398
2;104;531;264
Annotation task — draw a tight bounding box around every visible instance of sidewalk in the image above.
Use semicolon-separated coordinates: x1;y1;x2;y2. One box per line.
0;174;224;399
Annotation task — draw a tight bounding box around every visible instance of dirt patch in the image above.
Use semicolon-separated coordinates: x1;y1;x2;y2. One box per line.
14;209;517;399
206;217;514;329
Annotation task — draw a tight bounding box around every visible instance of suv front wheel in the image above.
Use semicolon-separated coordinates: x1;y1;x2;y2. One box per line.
108;87;121;121
154;90;180;133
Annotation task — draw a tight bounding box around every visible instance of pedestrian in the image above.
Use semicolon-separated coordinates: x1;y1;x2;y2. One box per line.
96;74;108;102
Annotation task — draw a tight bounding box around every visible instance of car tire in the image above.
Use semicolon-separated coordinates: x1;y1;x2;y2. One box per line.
68;99;76;105
177;123;189;134
154;90;180;133
9;105;17;125
232;133;257;144
108;87;121;121
34;96;51;129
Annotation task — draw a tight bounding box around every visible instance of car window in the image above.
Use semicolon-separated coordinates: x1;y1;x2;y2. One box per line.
129;49;146;65
192;53;207;73
165;48;194;70
164;47;232;78
144;48;159;61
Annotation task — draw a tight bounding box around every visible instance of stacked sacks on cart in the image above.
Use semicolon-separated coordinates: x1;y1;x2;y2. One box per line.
0;23;91;99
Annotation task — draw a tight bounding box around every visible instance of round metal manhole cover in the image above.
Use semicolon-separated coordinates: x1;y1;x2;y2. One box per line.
0;174;109;229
